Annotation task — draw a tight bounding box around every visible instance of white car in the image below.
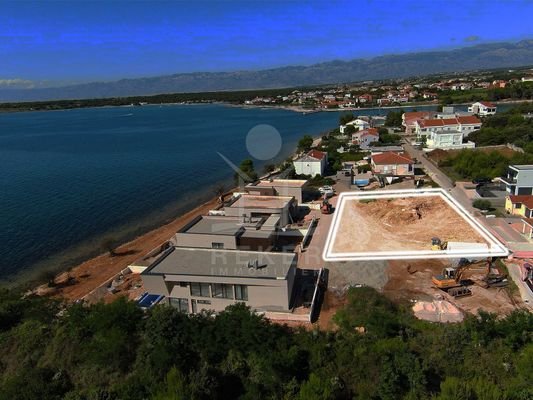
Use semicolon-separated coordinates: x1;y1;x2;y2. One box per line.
318;186;334;197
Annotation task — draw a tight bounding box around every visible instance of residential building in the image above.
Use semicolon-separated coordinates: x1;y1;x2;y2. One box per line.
426;130;475;150
468;101;497;116
339;118;370;133
500;165;533;195
402;111;435;134
371;151;414;176
414;116;481;139
352;128;379;149
293;149;328;176
505;195;533;218
141;247;298;314
245;179;307;204
358;94;373;103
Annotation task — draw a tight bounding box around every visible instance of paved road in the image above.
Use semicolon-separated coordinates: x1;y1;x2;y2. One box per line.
403;142;475;213
506;262;533;307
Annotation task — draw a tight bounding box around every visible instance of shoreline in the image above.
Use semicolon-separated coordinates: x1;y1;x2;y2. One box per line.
32;194;224;301
2;98;532;116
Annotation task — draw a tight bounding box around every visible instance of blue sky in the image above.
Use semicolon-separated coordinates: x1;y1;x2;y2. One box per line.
0;0;532;86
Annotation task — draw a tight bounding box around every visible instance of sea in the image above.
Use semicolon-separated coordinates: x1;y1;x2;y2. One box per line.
0;103;438;284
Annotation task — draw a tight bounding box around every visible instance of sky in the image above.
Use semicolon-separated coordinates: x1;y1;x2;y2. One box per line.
0;0;532;87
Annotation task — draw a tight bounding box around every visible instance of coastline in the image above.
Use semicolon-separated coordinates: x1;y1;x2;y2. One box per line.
33;194;224;301
28;123;316;300
2;98;532;116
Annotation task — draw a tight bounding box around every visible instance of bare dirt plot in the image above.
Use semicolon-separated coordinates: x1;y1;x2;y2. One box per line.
331;196;487;254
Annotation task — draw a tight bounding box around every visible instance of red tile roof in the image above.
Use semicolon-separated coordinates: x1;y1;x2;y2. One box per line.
457;115;481;124
404;111;433;121
358;128;379;138
417;116;481;128
509;195;533;209
308;149;327;160
372;151;413;165
418;119;449;128
479;101;496;108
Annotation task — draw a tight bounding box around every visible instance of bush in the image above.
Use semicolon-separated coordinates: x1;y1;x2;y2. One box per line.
472;199;491;211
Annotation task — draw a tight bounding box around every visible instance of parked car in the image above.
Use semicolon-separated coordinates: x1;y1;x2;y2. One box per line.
318;185;333;193
344;171;351;177
322;189;335;198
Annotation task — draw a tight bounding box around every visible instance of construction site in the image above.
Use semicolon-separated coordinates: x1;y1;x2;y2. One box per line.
324;189;508;261
312;188;528;327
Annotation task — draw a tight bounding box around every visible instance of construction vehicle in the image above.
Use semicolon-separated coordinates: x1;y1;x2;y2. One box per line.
432;258;470;290
483;258;508;288
447;286;472;298
431;237;448;251
321;197;333;214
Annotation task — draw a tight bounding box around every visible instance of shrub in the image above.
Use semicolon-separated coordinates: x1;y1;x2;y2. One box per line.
472;199;491;211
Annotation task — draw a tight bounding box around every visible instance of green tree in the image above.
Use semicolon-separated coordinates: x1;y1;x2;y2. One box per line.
339;112;354;125
385;110;403;127
234;159;258;185
297;135;314;153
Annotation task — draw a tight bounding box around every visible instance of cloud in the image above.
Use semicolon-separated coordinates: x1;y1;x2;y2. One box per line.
464;35;480;42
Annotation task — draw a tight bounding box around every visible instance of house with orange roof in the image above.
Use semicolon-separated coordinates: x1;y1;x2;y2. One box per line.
402;111;435;134
414;116;481;139
371;151;414;177
352;128;379;150
505;195;533;218
468;101;497;116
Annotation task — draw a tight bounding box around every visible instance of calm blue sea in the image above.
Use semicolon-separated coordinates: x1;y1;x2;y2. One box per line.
0;103;435;283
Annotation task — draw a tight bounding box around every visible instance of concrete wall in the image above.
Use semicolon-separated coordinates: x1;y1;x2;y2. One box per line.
174;232;238;250
272;185;303;204
517;170;533;194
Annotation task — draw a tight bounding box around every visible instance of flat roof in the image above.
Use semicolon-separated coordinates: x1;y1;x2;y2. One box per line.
510;165;533;171
323;189;508;261
145;247;295;279
229;194;293;209
182;215;245;236
254;179;307;188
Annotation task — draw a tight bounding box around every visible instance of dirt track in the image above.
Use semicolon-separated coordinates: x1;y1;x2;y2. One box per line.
332;197;487;253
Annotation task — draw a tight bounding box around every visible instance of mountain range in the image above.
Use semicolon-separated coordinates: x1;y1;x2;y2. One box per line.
2;40;533;102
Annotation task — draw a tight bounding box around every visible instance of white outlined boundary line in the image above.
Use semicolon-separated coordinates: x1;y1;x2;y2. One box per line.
322;188;509;261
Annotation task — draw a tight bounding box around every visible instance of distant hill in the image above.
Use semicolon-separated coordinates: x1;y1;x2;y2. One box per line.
2;40;533;102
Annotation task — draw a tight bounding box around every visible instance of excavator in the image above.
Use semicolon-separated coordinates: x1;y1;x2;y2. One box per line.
432;258;508;296
483;258;508;288
432;258;471;290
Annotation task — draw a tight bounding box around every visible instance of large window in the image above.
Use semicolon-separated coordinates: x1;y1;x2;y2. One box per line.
190;282;210;297
235;285;248;301
212;283;234;299
169;298;189;313
211;242;224;249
